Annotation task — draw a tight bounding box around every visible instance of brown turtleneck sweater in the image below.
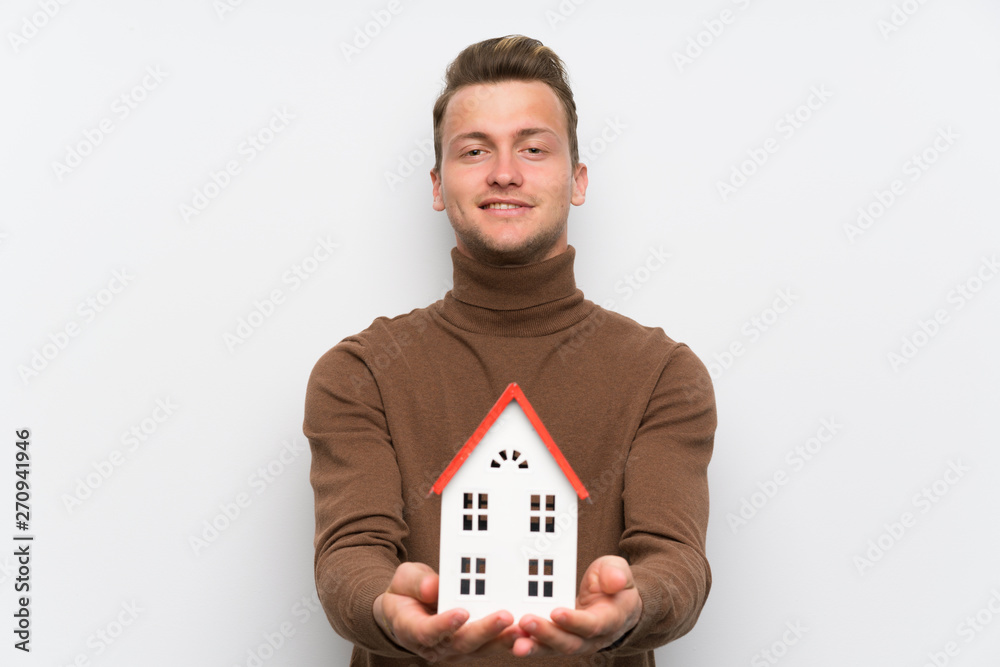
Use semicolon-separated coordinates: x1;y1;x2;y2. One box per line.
304;246;716;666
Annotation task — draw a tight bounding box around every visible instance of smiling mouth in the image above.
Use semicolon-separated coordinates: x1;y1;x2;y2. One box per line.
481;202;525;209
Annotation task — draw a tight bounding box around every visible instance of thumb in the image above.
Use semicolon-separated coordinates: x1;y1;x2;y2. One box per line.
597;556;634;596
389;561;439;605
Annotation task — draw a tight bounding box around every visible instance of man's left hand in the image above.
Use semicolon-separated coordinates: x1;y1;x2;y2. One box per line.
511;555;643;658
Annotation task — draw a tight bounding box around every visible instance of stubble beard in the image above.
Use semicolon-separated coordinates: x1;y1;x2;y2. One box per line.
451;213;566;267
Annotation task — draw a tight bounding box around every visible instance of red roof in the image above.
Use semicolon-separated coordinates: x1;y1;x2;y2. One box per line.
429;383;589;500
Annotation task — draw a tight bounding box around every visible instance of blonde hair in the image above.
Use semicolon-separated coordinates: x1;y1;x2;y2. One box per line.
432;35;579;174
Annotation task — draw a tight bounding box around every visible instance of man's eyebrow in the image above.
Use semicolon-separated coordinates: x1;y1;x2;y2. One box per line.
450;127;558;145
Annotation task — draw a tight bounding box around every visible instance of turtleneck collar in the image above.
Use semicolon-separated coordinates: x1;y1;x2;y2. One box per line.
437;245;596;337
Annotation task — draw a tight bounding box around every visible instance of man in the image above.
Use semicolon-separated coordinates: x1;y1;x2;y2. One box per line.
305;35;716;665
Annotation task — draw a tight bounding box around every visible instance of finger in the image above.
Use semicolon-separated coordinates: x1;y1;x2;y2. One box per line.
444;611;515;653
598;559;631;595
388;561;439;604
550;606;608;639
517;614;587;655
577;556;617;596
386;593;468;648
576;558;629;608
416;614;521;662
511;635;541;658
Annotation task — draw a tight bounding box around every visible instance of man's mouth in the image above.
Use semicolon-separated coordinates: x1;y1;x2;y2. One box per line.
481;202;525;210
479;199;532;213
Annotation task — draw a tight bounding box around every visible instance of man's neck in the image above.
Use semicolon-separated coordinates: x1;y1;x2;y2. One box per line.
437;244;593;337
453;237;569;268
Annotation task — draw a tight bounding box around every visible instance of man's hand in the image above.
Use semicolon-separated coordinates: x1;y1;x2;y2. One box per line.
511;555;643;658
374;561;525;663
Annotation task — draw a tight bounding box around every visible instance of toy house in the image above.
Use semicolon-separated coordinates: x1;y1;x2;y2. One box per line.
431;383;590;623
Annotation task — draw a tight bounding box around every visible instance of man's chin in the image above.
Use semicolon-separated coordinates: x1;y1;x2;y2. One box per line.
457;236;564;267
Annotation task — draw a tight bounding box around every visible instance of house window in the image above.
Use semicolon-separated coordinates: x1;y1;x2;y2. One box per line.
527;559;554;598
528;493;556;533
460;556;487;596
491;449;529;469
462;492;488;532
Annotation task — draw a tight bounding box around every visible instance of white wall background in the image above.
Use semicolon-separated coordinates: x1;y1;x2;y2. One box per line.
2;0;999;665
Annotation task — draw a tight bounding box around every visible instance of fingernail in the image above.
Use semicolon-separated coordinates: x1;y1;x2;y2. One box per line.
526;621;537;632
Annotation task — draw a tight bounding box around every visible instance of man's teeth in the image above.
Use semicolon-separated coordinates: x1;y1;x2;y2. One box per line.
483;202;522;209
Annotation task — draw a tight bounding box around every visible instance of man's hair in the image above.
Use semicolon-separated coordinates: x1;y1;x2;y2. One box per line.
432;34;579;175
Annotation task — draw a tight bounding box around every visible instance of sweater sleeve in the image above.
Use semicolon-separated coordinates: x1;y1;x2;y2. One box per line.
303;337;415;658
608;342;717;654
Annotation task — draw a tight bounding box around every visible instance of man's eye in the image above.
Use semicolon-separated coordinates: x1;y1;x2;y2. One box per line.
525;147;542;154
464;149;483;157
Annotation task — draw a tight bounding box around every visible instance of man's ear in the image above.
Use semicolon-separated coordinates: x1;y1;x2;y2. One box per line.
571;162;588;206
431;168;445;211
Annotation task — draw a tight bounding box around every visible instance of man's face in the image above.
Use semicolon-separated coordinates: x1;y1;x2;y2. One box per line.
431;80;588;266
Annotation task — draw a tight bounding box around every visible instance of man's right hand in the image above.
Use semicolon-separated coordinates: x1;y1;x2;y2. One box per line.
373;562;524;663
